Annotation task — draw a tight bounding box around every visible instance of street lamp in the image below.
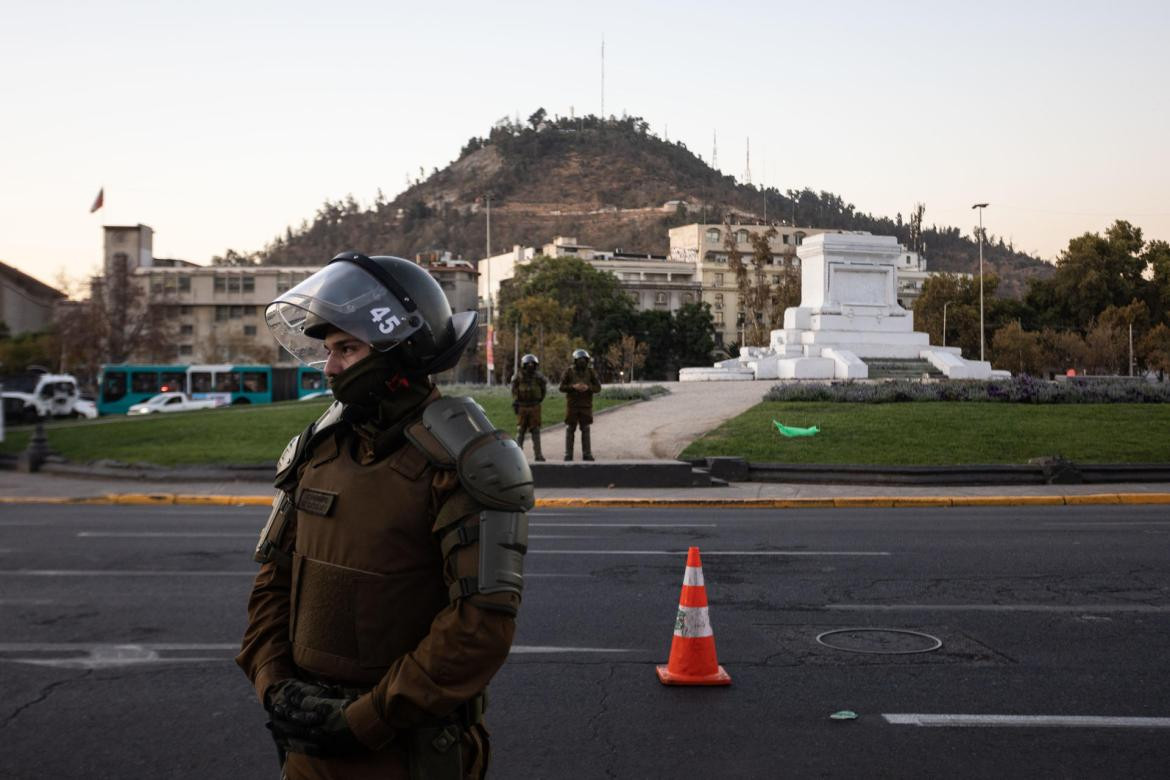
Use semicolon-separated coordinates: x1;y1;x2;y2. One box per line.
942;301;951;349
971;203;989;362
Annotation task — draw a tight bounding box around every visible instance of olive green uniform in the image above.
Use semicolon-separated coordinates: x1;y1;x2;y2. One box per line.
237;387;519;780
558;365;601;460
510;370;547;460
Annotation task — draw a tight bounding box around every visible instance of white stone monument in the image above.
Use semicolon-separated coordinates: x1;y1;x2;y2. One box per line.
680;232;1000;381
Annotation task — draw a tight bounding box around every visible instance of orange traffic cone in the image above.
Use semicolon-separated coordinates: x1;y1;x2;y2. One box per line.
656;546;731;686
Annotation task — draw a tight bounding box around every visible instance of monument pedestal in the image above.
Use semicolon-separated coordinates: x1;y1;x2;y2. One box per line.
679;233;998;382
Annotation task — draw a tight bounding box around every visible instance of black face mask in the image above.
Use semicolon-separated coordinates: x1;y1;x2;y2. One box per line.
329;351;400;410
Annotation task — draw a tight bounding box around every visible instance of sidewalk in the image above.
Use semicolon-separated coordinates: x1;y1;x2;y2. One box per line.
529;381;769;461
3;470;1168;507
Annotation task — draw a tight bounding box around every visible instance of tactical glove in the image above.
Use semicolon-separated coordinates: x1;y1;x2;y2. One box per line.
290;691;365;757
264;680;363;757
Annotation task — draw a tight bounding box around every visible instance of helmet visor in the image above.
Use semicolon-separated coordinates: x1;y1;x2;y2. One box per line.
266;262;424;368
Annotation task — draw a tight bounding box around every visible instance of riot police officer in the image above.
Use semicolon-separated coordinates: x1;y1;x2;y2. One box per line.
510;353;547;462
238;251;532;780
558;348;601;461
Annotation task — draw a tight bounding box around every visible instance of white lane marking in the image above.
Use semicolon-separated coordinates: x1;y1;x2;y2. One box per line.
884;714;1170;729
532;550;890;556
509;646;635;654
1042;521;1170;527
0;642;633;668
531;523;716;528
77;532;255;538
830;604;1170;614
0;570;585;578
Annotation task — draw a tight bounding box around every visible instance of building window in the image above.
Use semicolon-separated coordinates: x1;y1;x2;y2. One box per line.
243;325;257;336
772;275;780;285
276;273;291;293
715;311;724;324
179;276;190;293
214;277;226;293
655;292;668;305
243;306;256;316
714;273;724;287
230;306;243;318
629;291;640;305
736;229;749;244
180;324;193;336
180;305;192;315
714;293;724;310
179;345;193;356
705;228;721;243
215;306;229;321
151;275;163;295
782;234;790;245
794;232;806;245
242;276;255;293
227;276;241;293
683;292;694;304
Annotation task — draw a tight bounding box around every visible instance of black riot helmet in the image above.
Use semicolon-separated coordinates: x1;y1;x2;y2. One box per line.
266;251;477;374
521;353;539;369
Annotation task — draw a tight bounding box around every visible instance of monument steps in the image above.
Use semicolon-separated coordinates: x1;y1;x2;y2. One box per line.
863;359;946;380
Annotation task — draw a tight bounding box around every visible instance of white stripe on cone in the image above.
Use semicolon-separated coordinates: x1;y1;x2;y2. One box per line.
683;566;704;587
673;605;714;638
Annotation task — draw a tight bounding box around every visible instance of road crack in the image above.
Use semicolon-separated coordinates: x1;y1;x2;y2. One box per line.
1;669;92;730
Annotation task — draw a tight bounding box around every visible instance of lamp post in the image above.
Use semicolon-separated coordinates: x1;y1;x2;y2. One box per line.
942;301;951;349
971;203;989;361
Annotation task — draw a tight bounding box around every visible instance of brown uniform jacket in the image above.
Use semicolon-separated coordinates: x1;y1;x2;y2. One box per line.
558;365;601;411
236;390;518;779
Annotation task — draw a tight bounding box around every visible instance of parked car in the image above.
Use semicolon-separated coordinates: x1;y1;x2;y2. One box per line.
126;392;222;415
1;370;93;422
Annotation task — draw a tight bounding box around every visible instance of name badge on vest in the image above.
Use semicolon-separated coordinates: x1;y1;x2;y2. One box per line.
297;488;338;517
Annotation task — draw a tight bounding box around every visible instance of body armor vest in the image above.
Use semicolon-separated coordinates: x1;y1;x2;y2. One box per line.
289;429;451;686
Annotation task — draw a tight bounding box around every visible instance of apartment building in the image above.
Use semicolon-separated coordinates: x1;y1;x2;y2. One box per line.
667;223;840;346
477;236;701;315
107;226;478;369
0;261;64;336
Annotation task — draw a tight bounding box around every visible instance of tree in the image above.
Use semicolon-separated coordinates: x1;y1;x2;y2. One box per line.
990;321;1044;376
1144;239;1170;325
497;255;635;357
494;295;574;381
1138;323;1170;378
728;224;790;346
1081;318;1127;375
1028;220;1150;331
671;302;716;370
1037;328;1086;377
603;334;648;383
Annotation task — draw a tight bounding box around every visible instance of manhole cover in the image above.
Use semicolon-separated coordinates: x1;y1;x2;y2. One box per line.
815;628;942;655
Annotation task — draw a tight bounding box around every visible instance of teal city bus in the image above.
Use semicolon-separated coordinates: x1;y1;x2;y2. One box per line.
98;364;326;415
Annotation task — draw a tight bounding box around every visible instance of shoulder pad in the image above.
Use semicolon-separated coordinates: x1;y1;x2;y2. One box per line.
419;397;534;511
274;401;345;490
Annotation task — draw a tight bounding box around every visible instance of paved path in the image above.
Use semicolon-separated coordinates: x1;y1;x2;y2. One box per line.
535;380;771;461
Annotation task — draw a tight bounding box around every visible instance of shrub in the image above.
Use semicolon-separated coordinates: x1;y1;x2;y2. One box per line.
763;377;1170;404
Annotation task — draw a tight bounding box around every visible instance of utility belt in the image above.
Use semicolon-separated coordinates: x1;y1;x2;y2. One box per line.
515;400;542;407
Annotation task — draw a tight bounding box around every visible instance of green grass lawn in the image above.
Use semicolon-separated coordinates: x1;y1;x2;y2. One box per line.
0;387;625;466
680;402;1170;465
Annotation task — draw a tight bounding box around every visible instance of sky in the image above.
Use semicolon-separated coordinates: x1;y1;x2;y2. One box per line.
2;0;1168;292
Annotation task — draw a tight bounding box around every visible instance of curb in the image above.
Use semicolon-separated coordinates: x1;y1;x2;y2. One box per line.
3;493;1169;508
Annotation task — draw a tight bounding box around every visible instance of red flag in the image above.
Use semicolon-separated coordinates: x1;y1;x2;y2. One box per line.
89;188;104;213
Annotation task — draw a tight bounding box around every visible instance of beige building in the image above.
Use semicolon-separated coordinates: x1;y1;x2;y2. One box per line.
477;236;700;315
108;226;479;368
668;223;850;346
0;261;65;337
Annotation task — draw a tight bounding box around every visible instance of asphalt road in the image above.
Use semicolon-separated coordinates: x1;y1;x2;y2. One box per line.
1;504;1168;779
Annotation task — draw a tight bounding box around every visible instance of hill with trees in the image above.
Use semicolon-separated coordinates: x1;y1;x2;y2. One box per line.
224;110;1052;297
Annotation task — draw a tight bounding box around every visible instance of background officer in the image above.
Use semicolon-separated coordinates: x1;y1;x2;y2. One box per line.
510;353;547;462
239;251;532;779
558;348;601;461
